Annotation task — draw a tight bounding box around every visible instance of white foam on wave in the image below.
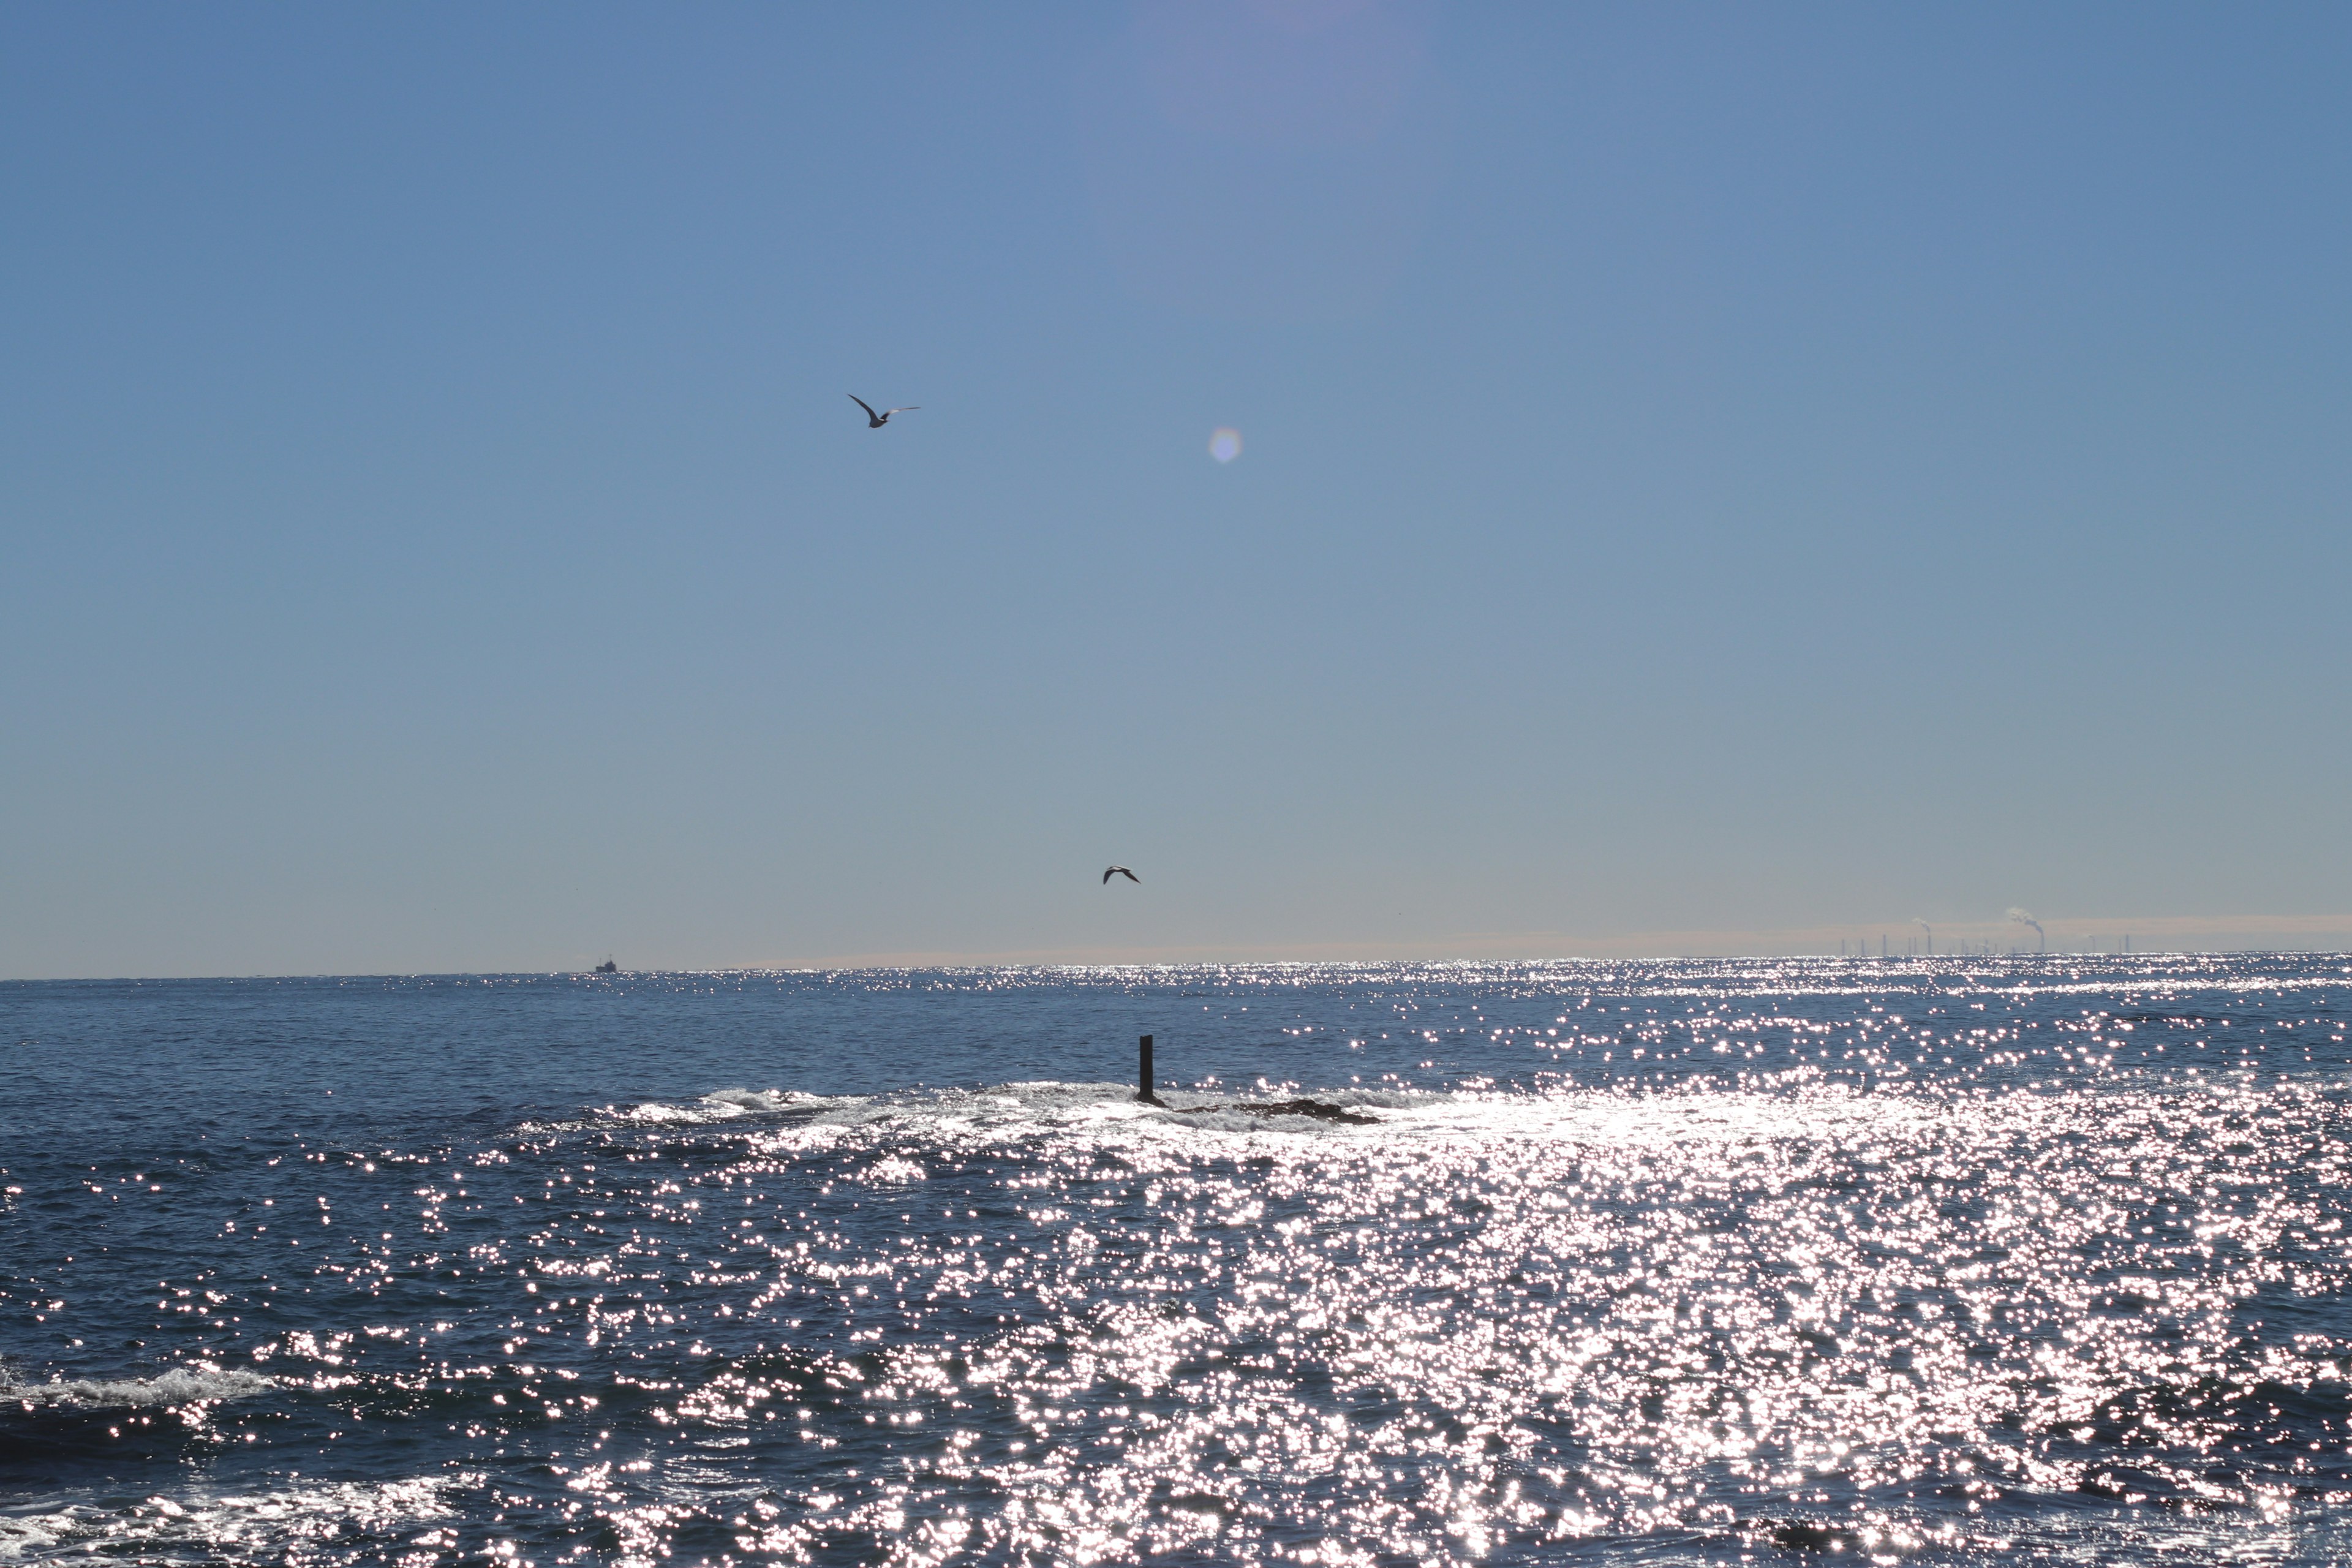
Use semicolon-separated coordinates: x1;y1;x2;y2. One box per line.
603;1087;858;1126
742;1079;1657;1157
0;1363;273;1411
597;1076;2074;1169
508;1087;863;1133
0;1472;478;1565
595;1079;1401;1159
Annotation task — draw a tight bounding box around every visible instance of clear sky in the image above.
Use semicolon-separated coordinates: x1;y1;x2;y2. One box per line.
5;2;2348;978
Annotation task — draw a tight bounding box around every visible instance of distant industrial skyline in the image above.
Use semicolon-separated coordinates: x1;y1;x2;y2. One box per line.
758;911;2352;976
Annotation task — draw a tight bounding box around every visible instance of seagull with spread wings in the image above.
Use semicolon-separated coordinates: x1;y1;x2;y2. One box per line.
1102;866;1139;884
848;394;918;428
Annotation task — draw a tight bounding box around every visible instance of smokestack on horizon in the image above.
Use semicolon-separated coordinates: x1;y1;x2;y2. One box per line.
1913;918;1932;957
2007;907;2046;952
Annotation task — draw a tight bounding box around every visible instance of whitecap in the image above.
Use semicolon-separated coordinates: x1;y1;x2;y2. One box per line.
0;1364;273;1411
0;1472;478;1564
596;1087;856;1127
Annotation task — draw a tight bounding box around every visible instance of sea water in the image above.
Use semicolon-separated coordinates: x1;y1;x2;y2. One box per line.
3;958;2350;1565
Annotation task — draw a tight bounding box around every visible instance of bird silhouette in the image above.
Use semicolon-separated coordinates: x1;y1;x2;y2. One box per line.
1102;866;1140;884
848;394;918;428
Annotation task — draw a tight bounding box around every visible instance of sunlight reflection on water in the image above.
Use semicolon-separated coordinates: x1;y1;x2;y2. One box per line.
5;957;2351;1564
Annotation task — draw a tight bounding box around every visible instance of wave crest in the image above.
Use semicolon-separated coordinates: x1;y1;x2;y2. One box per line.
1;1365;274;1411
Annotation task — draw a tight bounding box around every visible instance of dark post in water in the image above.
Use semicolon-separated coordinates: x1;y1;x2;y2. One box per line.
1136;1035;1161;1105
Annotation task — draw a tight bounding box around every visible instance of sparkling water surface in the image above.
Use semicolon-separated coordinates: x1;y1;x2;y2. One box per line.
5;957;2352;1565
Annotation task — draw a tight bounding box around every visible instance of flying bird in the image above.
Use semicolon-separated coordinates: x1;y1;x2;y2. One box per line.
1102;866;1139;884
848;394;918;428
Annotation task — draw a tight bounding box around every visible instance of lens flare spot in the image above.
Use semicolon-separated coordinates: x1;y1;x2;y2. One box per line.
1208;428;1242;464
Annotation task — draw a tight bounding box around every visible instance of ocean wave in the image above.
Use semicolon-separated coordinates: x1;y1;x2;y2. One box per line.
0;1473;477;1565
0;1365;274;1412
606;1087;855;1125
511;1087;861;1134
597;1077;1980;1155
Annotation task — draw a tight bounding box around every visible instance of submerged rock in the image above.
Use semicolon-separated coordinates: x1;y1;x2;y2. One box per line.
1172;1098;1379;1125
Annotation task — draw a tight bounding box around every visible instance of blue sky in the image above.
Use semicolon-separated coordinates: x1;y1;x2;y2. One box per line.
4;2;2348;976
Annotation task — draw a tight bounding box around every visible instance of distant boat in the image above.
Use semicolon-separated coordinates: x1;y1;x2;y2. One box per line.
593;958;619;974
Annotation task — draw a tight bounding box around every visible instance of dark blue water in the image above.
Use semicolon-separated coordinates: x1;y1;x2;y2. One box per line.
5;958;2351;1564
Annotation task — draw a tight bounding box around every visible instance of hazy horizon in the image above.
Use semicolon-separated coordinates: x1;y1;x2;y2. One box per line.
7;3;2348;981
11;910;2350;982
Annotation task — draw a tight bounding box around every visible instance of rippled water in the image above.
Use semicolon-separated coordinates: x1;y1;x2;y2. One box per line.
5;958;2352;1564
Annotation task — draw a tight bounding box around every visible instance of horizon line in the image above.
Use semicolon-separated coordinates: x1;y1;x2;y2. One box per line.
15;911;2349;982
